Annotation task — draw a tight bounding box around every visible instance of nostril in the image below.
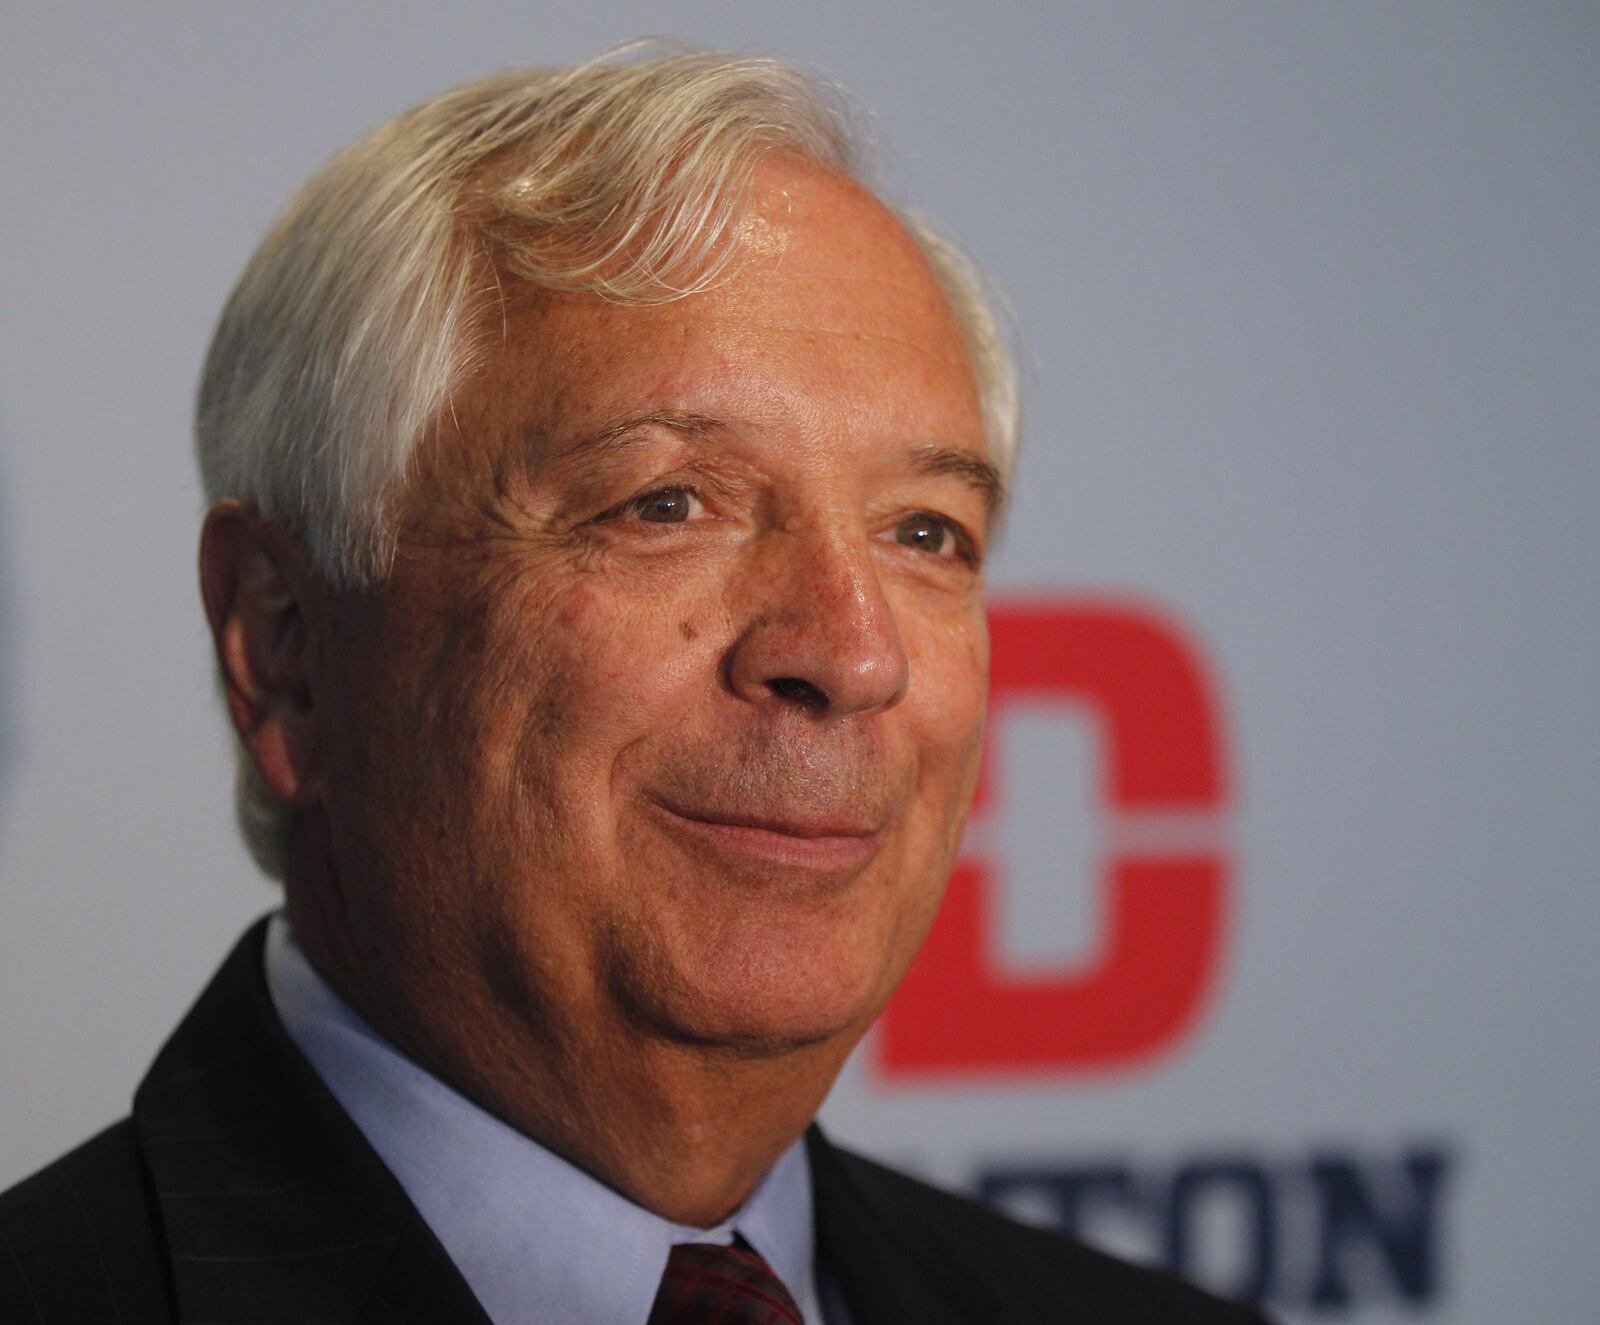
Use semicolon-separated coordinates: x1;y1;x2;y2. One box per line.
768;676;829;712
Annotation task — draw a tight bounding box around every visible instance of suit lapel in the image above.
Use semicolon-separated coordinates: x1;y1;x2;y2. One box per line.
133;919;491;1325
807;1128;971;1325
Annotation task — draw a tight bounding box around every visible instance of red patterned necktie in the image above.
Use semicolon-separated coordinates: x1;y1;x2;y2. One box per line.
646;1241;804;1325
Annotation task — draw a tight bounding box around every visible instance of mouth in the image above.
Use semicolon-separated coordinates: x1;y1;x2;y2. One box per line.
647;796;886;871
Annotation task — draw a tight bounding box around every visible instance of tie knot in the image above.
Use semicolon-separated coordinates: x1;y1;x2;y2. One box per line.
647;1240;803;1325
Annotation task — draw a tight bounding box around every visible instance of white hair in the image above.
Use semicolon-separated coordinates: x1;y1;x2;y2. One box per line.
197;41;1020;878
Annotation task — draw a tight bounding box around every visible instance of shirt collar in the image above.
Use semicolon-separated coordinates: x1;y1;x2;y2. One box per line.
263;913;821;1325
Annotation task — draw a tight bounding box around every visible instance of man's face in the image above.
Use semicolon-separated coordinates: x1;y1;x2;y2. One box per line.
309;158;993;1077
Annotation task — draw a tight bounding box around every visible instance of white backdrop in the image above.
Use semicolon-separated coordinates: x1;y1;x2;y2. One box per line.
2;5;1596;1321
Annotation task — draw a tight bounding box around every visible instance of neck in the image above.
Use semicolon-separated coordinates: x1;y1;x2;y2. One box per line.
511;1037;838;1226
428;988;848;1226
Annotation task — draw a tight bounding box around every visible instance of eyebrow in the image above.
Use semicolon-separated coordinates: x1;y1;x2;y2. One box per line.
910;445;1006;514
546;416;1005;512
548;410;726;462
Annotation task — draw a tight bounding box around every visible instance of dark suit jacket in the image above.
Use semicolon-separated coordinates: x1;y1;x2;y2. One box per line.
0;922;1269;1323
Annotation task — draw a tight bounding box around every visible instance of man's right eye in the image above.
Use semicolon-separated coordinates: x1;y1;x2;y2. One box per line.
629;486;703;523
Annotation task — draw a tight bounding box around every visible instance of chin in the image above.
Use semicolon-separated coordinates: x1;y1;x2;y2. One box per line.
605;910;905;1059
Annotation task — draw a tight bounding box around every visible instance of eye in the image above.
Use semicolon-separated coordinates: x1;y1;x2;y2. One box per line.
893;511;962;558
629;486;703;524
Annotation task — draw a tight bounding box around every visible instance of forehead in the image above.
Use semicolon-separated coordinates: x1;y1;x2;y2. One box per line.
444;157;984;470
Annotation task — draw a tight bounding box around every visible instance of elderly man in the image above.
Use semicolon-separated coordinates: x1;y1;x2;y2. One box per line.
1;46;1267;1325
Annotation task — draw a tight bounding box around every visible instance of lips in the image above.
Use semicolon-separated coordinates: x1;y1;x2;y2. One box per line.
647;795;887;872
653;799;883;840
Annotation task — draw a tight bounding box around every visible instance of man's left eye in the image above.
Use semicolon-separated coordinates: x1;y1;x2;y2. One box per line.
630;487;702;523
893;512;961;557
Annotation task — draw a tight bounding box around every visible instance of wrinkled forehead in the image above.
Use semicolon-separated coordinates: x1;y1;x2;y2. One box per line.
420;158;986;485
480;154;970;357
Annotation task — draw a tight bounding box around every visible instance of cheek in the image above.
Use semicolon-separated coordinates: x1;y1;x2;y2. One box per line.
499;578;722;787
892;605;988;891
335;563;575;817
908;606;989;769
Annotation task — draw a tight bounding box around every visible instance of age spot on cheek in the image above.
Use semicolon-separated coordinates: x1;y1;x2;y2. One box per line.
678;620;698;642
557;592;590;630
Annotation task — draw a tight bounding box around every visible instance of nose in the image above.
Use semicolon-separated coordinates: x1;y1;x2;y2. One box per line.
726;528;910;718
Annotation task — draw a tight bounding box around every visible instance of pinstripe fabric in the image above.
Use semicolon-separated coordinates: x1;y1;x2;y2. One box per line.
0;1120;169;1323
0;920;490;1323
130;919;490;1325
126;921;486;1325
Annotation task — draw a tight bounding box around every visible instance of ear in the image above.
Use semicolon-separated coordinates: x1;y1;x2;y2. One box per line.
198;500;324;808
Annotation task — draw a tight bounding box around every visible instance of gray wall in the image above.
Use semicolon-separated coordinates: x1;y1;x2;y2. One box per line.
3;5;1597;1320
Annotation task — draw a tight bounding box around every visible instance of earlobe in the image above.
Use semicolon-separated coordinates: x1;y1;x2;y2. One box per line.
198;501;322;807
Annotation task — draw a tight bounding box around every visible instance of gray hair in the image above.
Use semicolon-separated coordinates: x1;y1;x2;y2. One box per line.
197;42;1020;879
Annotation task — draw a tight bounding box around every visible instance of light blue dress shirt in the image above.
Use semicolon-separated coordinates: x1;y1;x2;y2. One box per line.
264;914;835;1325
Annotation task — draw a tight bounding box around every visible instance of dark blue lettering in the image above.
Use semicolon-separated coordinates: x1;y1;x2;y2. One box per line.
1163;1160;1277;1302
1308;1147;1452;1308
